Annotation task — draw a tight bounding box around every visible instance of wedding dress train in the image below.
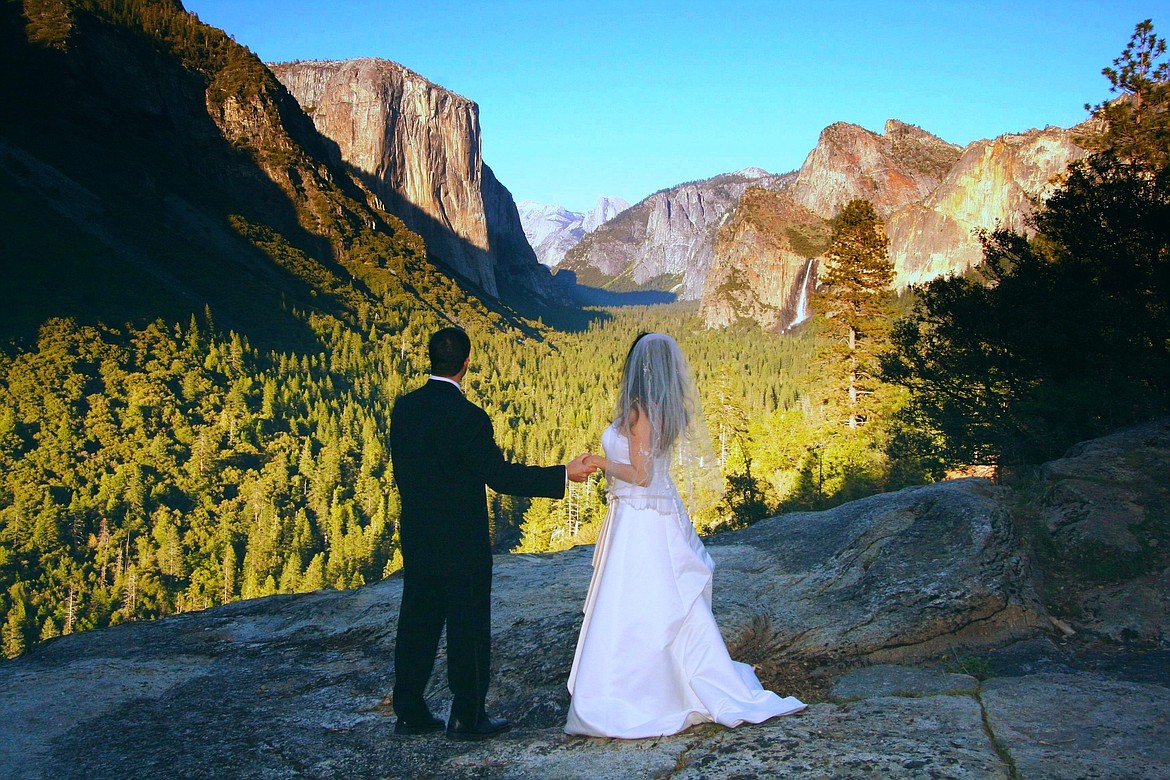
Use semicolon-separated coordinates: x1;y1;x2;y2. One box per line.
565;425;806;738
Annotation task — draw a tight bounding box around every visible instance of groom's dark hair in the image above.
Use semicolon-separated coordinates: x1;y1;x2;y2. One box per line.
429;327;471;377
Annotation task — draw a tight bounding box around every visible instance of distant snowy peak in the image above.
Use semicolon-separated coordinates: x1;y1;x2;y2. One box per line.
516;200;577;247
733;166;772;179
581;196;630;232
518;196;630;267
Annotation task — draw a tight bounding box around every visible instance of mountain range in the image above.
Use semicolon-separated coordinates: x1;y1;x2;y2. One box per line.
516;196;630;268
0;0;1092;344
561;119;1087;329
559;167;794;300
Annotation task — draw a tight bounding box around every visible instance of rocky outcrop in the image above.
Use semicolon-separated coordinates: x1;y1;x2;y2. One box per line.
517;196;629;267
271;58;561;304
706;477;1045;664
699;188;829;330
789;119;963;220
2;419;1167;778
560;168;793;300
1027;419;1170;646
888;126;1087;287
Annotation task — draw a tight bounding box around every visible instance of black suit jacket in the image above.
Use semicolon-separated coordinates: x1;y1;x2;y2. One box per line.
389;379;566;575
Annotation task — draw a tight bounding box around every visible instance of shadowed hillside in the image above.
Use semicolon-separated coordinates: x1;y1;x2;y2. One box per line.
0;0;532;349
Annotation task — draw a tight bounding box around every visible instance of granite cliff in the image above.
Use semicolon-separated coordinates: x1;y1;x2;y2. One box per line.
789;119;963;220
559;168;793;300
887;126;1087;287
699;188;830;330
270;58;562;305
3;418;1167;778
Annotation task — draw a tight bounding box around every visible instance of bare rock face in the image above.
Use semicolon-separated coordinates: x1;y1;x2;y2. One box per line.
783;121;1085;294
271;58;560;304
3;420;1168;778
561;169;793;300
789;119;963;220
888;126;1086;287
708;478;1045;665
480;163;565;303
699;188;829;330
576;119;1084;330
1029;418;1170;647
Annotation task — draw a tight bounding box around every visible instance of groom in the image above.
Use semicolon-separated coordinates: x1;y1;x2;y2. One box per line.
389;326;593;740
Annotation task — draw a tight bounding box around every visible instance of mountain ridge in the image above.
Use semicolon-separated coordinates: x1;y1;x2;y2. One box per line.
558;168;795;300
516;196;630;268
564;117;1084;328
789;119;964;220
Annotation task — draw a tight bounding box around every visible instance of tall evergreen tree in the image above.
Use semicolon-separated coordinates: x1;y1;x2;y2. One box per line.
1080;18;1170;167
2;583;30;659
814;199;895;430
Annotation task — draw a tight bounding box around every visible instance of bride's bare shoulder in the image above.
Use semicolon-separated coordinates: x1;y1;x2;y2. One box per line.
615;404;649;436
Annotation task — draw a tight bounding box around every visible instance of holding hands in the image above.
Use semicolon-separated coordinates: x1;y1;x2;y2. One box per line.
567;452;605;483
582;453;606;472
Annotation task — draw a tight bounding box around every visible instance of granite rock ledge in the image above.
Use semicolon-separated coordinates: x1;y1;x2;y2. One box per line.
1;419;1167;778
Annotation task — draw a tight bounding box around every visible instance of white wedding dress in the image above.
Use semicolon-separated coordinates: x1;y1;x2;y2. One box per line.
565;425;806;738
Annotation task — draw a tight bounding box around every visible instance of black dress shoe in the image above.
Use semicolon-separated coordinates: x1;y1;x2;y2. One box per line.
445;715;511;741
394;714;444;735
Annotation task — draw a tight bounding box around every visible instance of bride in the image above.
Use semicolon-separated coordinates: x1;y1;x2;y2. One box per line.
565;332;806;739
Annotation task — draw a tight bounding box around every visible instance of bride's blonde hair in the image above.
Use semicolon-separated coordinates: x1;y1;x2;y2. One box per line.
615;333;693;457
613;332;722;514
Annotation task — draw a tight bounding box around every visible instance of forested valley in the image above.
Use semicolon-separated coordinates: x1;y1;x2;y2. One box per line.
0;299;868;658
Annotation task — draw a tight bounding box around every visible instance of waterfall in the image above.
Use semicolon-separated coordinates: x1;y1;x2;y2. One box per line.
786;258;815;330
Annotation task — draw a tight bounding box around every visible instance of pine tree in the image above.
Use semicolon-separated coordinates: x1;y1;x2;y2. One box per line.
1081;19;1170;167
2;583;30;659
514;499;559;554
40;616;60;641
301;553;326;592
709;366;750;469
814;199;895;430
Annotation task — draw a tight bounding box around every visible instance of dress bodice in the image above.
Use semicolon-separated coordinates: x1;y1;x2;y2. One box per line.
601;424;682;515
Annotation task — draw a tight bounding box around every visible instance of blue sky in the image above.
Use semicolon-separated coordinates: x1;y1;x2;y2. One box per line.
184;0;1164;213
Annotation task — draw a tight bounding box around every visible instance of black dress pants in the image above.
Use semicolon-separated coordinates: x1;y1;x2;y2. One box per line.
392;568;492;724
